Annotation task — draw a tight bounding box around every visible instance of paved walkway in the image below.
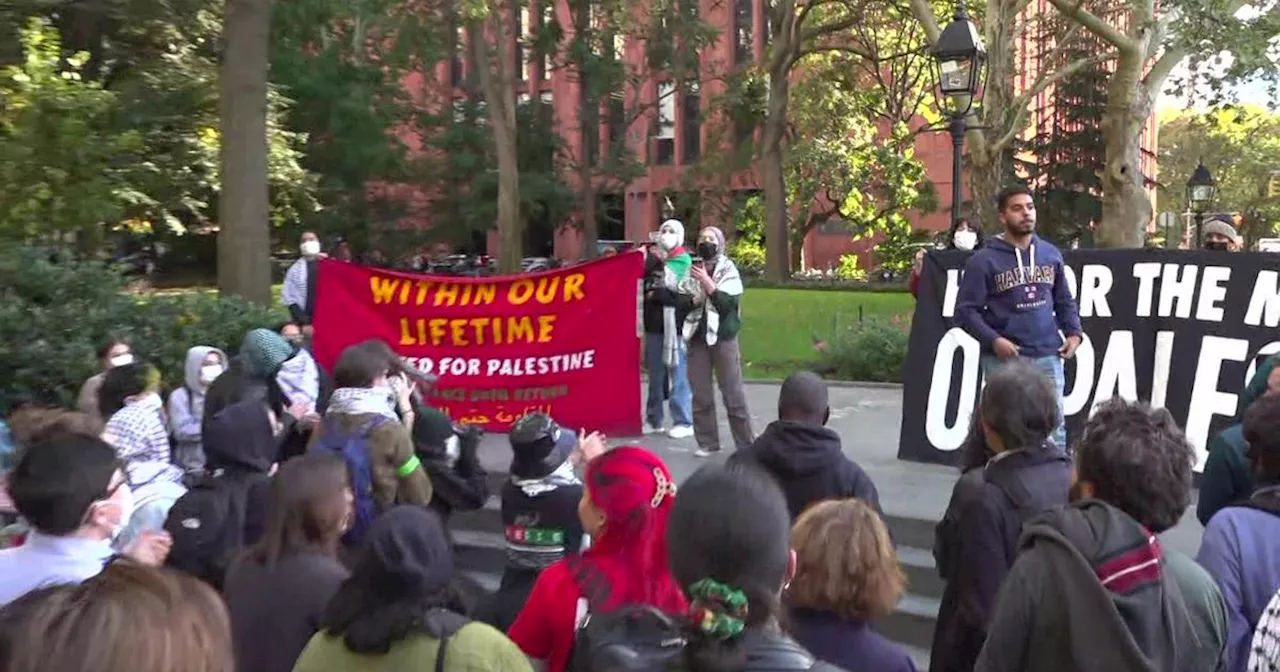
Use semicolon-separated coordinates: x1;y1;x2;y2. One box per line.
471;381;1207;556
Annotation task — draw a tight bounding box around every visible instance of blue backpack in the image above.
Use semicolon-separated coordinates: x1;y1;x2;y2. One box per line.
312;415;387;545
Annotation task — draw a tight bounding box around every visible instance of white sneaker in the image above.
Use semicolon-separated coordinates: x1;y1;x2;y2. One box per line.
644;423;666;435
694;447;722;458
667;425;694;439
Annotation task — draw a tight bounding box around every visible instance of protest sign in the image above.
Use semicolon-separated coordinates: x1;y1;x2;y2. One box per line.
312;253;644;435
899;248;1280;470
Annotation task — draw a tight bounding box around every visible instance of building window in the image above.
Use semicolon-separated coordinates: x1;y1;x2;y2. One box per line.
734;0;753;65
450;25;464;87
653;81;675;165
539;3;554;79
585;100;601;166
681;82;700;163
607;90;626;149
516;8;530;81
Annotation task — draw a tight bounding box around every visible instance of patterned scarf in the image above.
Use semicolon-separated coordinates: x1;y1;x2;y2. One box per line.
683;244;744;346
661;250;693;368
327;387;399;421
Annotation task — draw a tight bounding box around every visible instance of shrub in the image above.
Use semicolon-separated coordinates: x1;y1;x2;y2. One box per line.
835;254;869;282
0;247;285;409
729;238;765;277
815;316;910;383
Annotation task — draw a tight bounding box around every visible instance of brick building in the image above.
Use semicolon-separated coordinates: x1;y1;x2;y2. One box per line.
419;0;1157;268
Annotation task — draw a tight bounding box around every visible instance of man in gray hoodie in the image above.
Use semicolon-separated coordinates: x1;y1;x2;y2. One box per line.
975;398;1227;672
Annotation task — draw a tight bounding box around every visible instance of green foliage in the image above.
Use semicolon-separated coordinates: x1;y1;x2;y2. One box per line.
814;316;910;382
1020;27;1109;248
0;13;313;248
834;254;869;281
729;238;766;275
270;0;442;244
1158;105;1280;245
0;21;143;246
0;246;285;409
419;97;577;250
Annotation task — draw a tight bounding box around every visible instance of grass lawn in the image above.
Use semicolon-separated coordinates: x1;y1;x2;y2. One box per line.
149;283;913;379
738;288;914;378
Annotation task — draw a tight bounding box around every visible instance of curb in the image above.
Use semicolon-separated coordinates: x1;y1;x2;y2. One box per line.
742;378;904;390
640;374;903;390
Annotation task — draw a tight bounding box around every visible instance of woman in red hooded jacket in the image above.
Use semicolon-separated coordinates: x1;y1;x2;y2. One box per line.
507;445;686;672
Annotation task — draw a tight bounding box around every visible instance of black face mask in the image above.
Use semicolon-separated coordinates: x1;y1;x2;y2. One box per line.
697;242;718;260
1204;241;1230;251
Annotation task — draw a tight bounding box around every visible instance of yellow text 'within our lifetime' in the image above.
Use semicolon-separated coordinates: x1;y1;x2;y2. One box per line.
370;273;587;307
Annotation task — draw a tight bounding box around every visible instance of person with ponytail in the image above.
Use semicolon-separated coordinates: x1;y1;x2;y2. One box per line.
507;446;686;672
666;462;845;672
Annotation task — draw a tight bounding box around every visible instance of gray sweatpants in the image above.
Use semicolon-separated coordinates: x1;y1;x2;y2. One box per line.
687;337;754;452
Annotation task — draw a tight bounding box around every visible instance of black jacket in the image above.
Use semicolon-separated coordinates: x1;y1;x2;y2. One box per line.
729;421;881;521
668;628;847;671
929;447;1072;672
643;250;667;334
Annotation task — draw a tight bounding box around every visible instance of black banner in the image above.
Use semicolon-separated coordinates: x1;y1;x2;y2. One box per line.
898;248;1280;471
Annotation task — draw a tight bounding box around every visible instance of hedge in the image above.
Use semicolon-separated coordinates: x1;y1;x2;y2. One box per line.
0;247;286;410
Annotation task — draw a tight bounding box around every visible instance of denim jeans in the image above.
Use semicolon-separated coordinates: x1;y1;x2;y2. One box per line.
981;354;1067;449
644;332;693;427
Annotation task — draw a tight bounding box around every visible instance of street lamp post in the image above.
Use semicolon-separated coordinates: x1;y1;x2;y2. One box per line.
931;2;987;228
1186;160;1217;248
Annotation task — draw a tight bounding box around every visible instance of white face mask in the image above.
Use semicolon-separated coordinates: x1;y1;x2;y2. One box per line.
95;485;134;540
953;230;978;251
300;240;321;257
109;353;134;368
199;364;224;385
659;231;680;251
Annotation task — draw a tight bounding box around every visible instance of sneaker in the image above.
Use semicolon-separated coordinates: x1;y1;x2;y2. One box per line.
667;425;694;439
694;447;722;458
644;423;665;435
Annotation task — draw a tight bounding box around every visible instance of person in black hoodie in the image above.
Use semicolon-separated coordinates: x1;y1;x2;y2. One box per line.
729;371;880;520
974;398;1224;672
410;403;489;524
164;397;279;588
929;359;1071;672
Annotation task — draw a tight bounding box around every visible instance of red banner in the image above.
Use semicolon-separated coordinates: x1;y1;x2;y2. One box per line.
311;253;643;436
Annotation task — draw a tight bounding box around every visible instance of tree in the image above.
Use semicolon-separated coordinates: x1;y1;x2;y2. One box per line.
463;4;524;272
0;12;311;254
548;0;714;257
1047;0;1280;247
0;21;144;249
218;0;274;302
779;53;937;271
1159;105;1280;246
706;0;937;279
906;0;1114;231
1019;20;1111;246
270;0;443;247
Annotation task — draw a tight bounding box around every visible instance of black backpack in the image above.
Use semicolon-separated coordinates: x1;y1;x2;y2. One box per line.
568;600;687;672
163;474;262;589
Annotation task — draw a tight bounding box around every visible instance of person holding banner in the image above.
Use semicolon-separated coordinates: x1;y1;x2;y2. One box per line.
642;220;695;440
282;232;327;335
954;186;1081;448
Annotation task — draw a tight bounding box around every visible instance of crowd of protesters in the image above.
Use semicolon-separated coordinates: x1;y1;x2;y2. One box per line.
2;216;1280;672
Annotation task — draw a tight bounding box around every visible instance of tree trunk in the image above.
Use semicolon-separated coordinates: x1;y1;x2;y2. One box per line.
218;0;273;304
1094;51;1151;248
469;17;523;273
760;63;791;282
967;152;1006;229
788;218;808;271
